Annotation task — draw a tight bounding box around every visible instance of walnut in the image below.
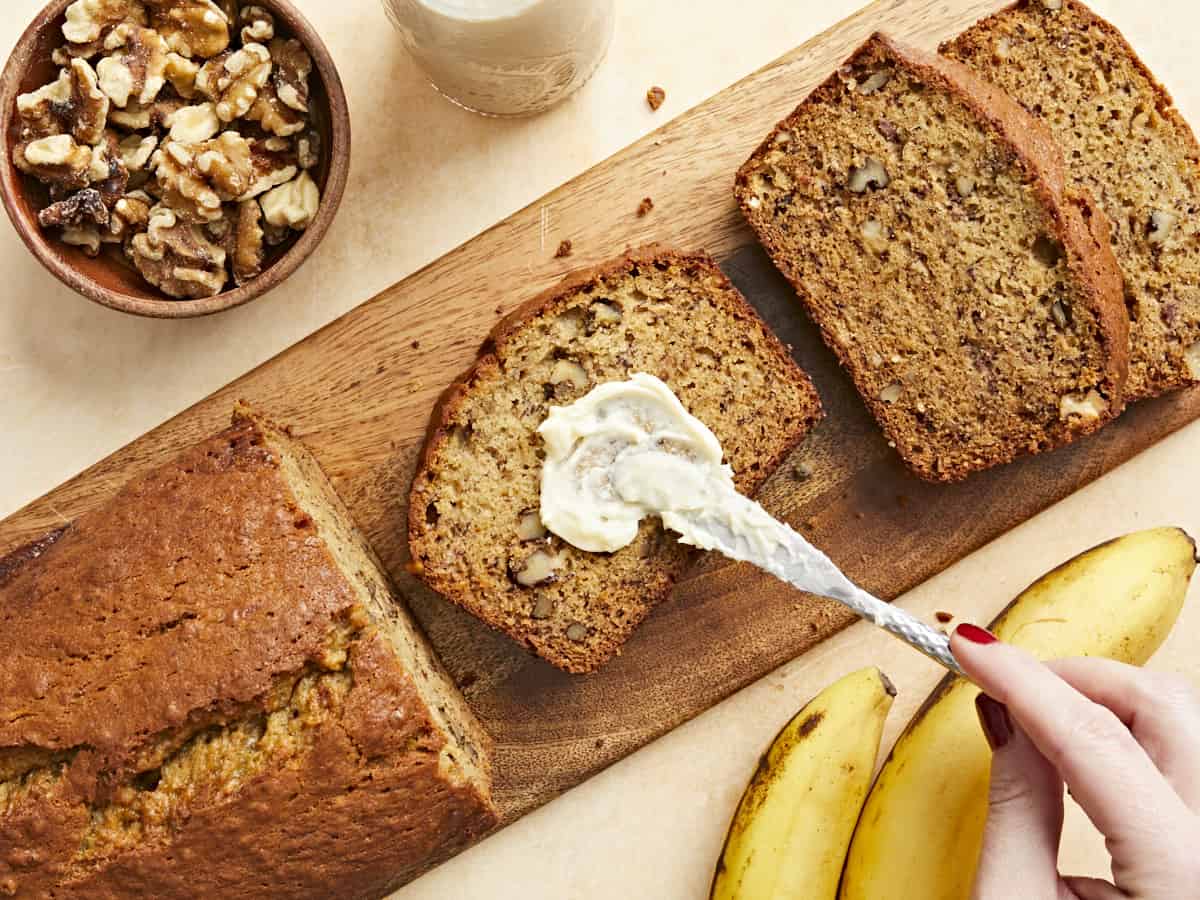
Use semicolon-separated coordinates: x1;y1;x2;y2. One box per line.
195;43;271;121
118;132;158;171
238;5;275;44
229;198;264;285
62;224;103;255
267;38;310;113
107;89;184;128
509;546;565;587
95;25;170;107
14;134;94;189
848;157;890;192
62;0;147;48
103;189;153;241
238;136;297;199
858;69;891;95
646;85;665;111
262;219;288;246
38;187;110;229
126;203;227;297
516;509;548;542
1148;209;1177;246
15;58;109;146
164;52;200;97
153;131;253;221
144;0;231;58
259;171;318;229
165;101;219;142
87;129;132;203
245;84;304;136
295;129;320;169
1059;389;1107;422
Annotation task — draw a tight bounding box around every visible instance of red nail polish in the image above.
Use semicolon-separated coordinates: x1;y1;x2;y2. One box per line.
975;694;1013;750
956;623;998;645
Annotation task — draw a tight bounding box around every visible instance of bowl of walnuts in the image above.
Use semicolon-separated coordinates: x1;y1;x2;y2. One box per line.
0;0;350;318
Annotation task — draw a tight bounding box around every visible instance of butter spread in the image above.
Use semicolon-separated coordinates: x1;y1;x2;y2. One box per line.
537;374;915;634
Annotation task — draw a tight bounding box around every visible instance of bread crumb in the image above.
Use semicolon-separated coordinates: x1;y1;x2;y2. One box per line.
554;239;573;259
646;86;665;111
637;197;654;217
935;611;953;623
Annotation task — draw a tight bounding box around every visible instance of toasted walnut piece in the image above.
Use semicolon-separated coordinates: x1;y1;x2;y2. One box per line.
259;171;318;229
145;0;231;58
516;509;548;542
295;129;320;169
565;623;588;642
15;135;94;188
262;219;288;246
230;198;264;285
165;102;219;142
17;59;110;147
1184;341;1200;380
589;300;622;327
550;359;589;397
1147;209;1177;246
62;224;103;255
38;188;110;229
195;42;271;121
104;189;153;241
127;203;227;297
238;6;274;44
118;132;158;170
554;239;572;259
879;383;903;404
88;129;132;202
153;131;253;221
1059;389;1108;422
860;218;888;253
646;85;665;111
163;52;199;97
95;25;170;107
238;136;298;199
636;196;653;217
267;37;310;113
848;157;890;192
858;69;891;95
245;84;304;136
63;0;147;46
510;546;565;587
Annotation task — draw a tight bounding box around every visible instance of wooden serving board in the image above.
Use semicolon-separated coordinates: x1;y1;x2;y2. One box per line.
4;0;1200;856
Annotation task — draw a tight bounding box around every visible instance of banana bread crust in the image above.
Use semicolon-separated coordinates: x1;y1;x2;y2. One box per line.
0;412;497;898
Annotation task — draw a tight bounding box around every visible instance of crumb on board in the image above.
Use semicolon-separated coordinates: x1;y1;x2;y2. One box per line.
935;611;954;624
637;197;654;217
646;85;665;111
555;239;573;259
411;340;420;349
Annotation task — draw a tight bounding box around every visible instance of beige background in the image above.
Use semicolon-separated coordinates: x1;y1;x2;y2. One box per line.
2;1;1199;897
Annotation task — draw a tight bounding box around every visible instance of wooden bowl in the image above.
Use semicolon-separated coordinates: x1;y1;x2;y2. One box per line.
0;0;350;318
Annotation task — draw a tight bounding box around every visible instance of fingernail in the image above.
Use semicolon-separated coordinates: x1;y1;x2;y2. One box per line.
975;694;1013;750
955;623;998;645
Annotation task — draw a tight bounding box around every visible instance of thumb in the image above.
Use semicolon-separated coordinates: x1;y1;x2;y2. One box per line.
971;694;1065;900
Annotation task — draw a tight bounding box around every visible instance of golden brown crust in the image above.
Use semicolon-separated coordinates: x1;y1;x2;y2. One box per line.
408;246;823;672
0;412;496;898
735;33;1128;482
942;0;1200;400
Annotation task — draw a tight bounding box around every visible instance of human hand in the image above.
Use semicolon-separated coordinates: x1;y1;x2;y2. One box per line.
950;624;1200;900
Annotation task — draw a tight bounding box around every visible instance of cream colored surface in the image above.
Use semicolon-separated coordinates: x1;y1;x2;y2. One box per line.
2;1;1199;897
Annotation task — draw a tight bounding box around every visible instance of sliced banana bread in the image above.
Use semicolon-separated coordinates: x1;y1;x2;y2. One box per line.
943;0;1200;400
735;33;1128;482
0;407;497;899
408;247;823;673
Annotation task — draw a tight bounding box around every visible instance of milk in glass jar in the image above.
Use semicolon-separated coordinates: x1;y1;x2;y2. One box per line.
382;0;615;116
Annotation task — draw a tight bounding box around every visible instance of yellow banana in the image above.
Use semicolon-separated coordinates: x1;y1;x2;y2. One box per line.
711;667;895;900
840;527;1196;900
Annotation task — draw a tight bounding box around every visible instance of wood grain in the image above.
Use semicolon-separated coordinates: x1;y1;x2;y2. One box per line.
3;0;1199;855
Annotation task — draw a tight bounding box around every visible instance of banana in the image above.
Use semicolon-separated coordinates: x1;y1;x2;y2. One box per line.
839;527;1197;900
711;667;895;900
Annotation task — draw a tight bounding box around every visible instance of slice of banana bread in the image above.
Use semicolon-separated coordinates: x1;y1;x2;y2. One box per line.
0;407;497;899
408;247;823;674
735;33;1128;482
943;0;1200;401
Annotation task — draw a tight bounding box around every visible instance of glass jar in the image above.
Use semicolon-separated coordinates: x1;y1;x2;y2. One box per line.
382;0;615;117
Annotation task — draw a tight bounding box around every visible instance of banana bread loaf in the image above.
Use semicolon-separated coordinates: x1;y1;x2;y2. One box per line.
943;0;1200;400
408;247;823;673
735;33;1128;482
0;407;497;898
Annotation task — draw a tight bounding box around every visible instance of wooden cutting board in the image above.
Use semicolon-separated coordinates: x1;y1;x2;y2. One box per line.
4;0;1200;862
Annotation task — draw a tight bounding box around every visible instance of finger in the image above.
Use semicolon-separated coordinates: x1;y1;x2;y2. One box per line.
951;627;1190;844
1048;658;1200;810
971;695;1064;900
1062;876;1124;900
